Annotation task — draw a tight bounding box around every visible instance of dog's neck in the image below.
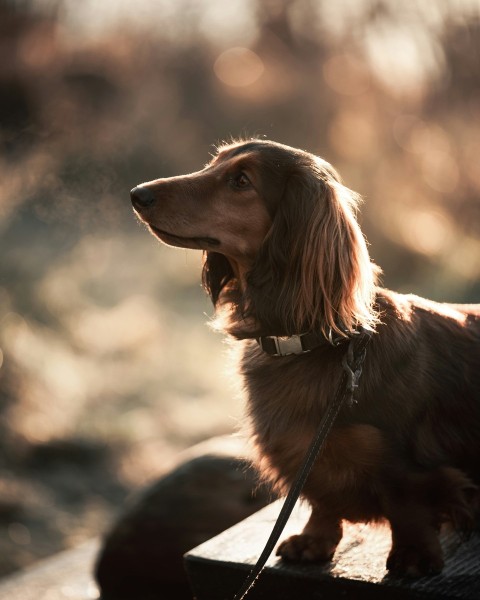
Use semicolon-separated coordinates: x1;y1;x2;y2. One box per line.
215;280;365;350
226;258;251;294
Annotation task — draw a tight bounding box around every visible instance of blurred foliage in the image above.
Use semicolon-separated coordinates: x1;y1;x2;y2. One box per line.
0;0;479;577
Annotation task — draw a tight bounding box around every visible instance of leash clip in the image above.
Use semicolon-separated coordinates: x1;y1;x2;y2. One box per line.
342;337;367;405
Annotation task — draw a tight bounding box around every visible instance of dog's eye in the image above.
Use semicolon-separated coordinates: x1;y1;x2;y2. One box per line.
232;173;251;190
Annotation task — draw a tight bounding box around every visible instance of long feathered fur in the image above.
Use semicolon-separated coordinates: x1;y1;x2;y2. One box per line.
132;138;480;577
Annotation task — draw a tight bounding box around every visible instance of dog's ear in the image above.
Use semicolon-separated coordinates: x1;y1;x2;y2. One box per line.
247;163;379;336
202;251;234;306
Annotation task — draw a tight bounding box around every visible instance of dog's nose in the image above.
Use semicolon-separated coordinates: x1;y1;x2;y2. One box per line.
130;186;155;209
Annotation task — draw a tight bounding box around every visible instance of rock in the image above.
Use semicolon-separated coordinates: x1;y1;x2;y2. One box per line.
95;435;270;600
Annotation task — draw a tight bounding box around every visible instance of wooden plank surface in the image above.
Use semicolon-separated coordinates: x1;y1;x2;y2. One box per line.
185;500;480;600
2;501;479;600
0;539;99;600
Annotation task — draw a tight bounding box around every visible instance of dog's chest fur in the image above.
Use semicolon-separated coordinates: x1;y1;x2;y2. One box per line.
238;339;387;515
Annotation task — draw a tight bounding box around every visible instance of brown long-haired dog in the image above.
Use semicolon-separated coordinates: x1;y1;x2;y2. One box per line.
131;139;480;577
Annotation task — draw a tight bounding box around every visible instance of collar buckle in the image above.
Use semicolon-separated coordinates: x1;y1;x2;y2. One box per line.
257;334;309;357
272;335;304;356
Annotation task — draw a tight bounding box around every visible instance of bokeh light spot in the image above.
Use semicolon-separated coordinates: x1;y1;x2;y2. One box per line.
214;47;264;87
329;110;378;160
8;523;31;546
421;149;459;194
401;209;453;256
323;53;370;96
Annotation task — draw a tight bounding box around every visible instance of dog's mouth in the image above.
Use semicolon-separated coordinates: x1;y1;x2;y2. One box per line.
149;224;220;248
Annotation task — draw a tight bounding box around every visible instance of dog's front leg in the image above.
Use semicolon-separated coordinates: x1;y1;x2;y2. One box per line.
276;502;343;563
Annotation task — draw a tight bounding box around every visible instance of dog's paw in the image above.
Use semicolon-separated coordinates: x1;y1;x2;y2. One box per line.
386;543;444;577
276;534;337;563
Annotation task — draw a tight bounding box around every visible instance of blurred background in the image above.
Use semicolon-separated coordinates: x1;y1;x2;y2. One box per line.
0;0;479;578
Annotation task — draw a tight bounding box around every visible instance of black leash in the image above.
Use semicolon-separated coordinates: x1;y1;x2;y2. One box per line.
231;329;371;600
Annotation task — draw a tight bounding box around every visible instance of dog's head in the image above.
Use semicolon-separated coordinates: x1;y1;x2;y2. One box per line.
131;139;379;337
